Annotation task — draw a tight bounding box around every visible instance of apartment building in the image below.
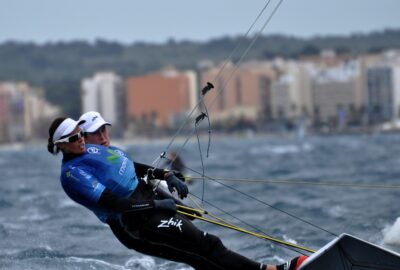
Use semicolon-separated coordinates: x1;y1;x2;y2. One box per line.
201;61;277;123
365;64;400;123
126;69;197;129
81;72;125;136
311;61;360;127
271;61;314;120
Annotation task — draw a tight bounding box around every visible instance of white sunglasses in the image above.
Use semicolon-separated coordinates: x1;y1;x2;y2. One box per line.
54;130;84;144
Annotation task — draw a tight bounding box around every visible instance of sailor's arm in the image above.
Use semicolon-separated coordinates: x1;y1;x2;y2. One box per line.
98;188;176;215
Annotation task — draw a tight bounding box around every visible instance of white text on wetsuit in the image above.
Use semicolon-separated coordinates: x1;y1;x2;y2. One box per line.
157;217;183;232
119;157;128;175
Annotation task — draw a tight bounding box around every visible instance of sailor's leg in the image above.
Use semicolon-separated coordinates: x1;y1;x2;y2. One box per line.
138;211;265;270
108;218;219;269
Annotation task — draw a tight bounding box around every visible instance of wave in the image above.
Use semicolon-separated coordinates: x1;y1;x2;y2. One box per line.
325;205;348;218
125;256;156;269
66;256;128;269
383;217;400;246
9;246;65;260
250;143;313;155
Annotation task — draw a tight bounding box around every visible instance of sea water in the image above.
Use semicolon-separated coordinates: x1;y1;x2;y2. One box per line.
0;133;400;269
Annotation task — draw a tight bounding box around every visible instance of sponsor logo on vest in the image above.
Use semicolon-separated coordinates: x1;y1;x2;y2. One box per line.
157;217;183;232
113;149;125;157
119;157;128;175
87;147;100;154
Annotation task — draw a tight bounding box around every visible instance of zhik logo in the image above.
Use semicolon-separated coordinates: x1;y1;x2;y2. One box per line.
157;217;183;232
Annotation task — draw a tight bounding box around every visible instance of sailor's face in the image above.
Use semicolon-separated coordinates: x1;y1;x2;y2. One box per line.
84;125;110;147
57;127;85;154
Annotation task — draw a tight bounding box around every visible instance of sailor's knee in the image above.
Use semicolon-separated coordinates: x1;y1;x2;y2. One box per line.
203;233;228;257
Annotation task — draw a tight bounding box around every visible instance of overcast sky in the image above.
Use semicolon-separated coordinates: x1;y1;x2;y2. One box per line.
1;0;399;44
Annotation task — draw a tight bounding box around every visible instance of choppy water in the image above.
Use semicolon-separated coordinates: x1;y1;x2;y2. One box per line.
1;133;400;269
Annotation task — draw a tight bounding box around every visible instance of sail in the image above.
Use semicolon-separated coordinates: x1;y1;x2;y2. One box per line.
299;233;400;270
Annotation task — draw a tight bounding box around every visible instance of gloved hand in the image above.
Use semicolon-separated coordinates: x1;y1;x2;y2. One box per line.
165;172;189;198
153;198;176;214
176;203;202;220
171;170;185;182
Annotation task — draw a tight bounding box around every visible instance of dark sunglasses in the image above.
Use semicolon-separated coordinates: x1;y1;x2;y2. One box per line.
55;130;84;144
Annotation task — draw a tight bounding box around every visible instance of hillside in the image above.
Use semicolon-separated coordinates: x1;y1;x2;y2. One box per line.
1;28;399;117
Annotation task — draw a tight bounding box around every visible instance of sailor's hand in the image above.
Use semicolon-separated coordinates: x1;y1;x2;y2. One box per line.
177;203;202;220
153;199;177;214
165;172;189;198
171;170;185;182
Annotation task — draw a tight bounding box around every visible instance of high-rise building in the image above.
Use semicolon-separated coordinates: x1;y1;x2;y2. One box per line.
81;72;125;137
365;64;400;124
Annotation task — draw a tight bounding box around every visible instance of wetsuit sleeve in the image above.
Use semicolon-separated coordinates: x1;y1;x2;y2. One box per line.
98;188;155;214
134;162;165;179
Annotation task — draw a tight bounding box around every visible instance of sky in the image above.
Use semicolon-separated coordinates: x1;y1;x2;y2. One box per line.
0;0;399;44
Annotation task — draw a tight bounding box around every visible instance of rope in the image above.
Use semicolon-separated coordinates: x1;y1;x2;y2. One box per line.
177;209;316;254
186;194;310;256
153;0;277;165
188;176;400;190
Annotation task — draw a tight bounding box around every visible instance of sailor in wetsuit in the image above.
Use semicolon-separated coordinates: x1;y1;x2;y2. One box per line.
47;116;307;270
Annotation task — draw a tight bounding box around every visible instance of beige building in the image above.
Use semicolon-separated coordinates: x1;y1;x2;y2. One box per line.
271;61;313;120
200;61;277;122
311;61;361;127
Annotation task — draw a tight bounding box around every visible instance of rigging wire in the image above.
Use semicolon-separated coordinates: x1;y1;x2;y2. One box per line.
188;176;400;190
158;0;285;201
159;147;340;238
152;0;277;167
164;0;284;170
207;0;284;111
186;194;311;256
143;0;330;251
185;166;338;237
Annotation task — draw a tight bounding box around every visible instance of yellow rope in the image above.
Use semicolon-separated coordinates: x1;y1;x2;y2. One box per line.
176;204;207;214
189;176;400;189
177;210;315;253
186;195;234;226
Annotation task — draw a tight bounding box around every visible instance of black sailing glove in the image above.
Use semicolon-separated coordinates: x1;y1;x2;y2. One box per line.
153;198;177;214
165;172;189;199
171;170;186;182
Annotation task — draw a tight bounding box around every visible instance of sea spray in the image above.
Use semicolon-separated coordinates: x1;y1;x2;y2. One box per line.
383;217;400;245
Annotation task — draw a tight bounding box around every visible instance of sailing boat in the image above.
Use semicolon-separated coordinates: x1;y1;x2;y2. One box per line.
299;233;400;270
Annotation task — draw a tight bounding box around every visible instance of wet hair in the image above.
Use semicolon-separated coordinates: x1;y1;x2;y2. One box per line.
47;117;67;155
